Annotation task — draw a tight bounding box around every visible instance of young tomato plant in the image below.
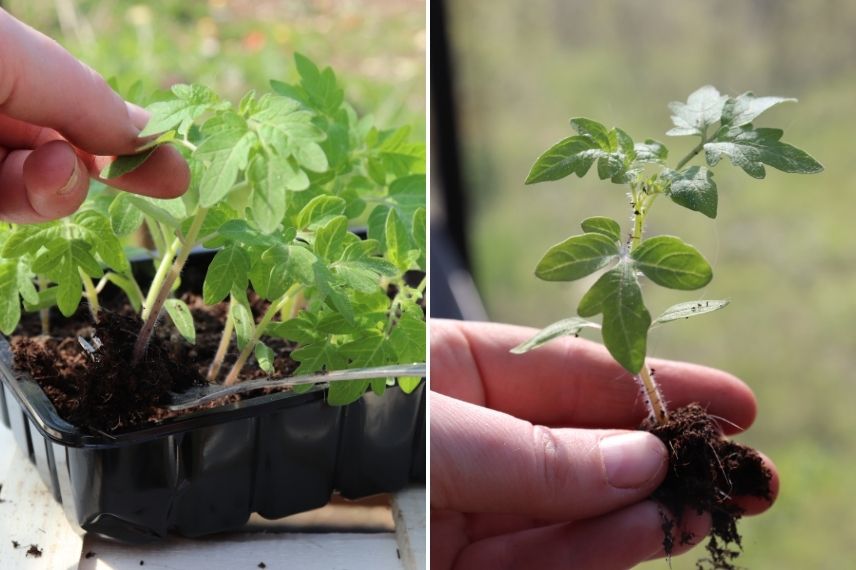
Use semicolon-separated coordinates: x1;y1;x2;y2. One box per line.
0;54;425;407
513;86;822;424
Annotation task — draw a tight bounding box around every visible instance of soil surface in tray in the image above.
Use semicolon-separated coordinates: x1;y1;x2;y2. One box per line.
646;404;772;570
10;294;299;432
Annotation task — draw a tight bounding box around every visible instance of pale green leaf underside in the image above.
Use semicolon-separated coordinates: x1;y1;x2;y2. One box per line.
510;317;601;354
164;298;196;344
704;126;823;179
721;92;796;128
631;235;712;290
653;300;730;325
100;146;157;179
535;233;618;281
667;85;728;136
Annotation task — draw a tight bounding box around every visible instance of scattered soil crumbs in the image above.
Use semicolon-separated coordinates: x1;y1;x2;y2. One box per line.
646;404;772;570
26;544;42;558
11;540;19;548
11;294;299;433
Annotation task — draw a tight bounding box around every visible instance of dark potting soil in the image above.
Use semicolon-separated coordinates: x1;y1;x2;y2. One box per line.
10;294;299;432
646;404;772;570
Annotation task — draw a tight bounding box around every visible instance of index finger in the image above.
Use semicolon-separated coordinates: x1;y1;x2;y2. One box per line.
0;9;141;156
430;319;757;434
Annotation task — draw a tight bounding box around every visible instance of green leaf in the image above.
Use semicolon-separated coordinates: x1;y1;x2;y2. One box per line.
254;341;275;373
314;215;348;262
510;317;601;354
653;300;730;325
109;193;145;237
16;260;38;305
580;216;622;242
633;139;668;163
667;85;728;136
704;126;824;178
535;233;619;282
0;261;21;335
630;235;712;290
385;208;417;271
100;147;157;179
291;340;347;375
721;92;796;128
164;298;196;343
525;135;602;184
196;113;255;207
247;154;289;234
73;210;129;272
294;53;345;114
295;142;329;172
140;83;227;137
663;166;718;219
1;222;62;257
203;246;250;304
570;117;611;149
296;195;347;229
230;299;255;350
578;263;651;373
125;195;186;228
250;93;325;149
412;207;426;270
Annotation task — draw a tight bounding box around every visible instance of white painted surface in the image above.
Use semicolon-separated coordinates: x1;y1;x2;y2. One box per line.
0;424;425;569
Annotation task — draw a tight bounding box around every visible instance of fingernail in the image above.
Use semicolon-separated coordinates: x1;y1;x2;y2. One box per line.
600;432;666;489
56;157;82;196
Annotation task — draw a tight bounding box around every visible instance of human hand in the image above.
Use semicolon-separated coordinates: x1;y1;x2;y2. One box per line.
0;9;189;223
431;319;779;569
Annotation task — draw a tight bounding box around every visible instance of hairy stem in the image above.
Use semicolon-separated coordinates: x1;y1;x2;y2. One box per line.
133;207;208;364
207;298;235;383
637;364;668;424
79;269;100;322
222;291;295;387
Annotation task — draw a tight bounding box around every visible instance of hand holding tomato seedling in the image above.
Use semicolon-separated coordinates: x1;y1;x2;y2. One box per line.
431;319;779;569
0;9;188;223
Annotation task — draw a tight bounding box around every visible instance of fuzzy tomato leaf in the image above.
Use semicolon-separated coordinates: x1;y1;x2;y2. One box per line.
580;216;622;242
140;84;228;137
164;298;196;344
203;246;250;304
296;195;347;229
704;126;824;178
100;147;158;179
109;193;145;237
0;260;21;335
510;317;601;354
652;300;730;325
630;236;712;290
667;85;728;137
535;233;619;282
663;166;718;219
254;341;275;373
720;92;796;128
577;263;650;373
525;135;602;184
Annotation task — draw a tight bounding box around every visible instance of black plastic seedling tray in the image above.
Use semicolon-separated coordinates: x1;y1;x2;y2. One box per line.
0;252;425;543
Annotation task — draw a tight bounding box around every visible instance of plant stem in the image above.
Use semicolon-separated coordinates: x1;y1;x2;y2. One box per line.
222;291;295;387
206;298;235;383
637;364;668;424
79;269;100;322
141;237;180;321
37;275;50;335
133;207;208;364
674;128;709;170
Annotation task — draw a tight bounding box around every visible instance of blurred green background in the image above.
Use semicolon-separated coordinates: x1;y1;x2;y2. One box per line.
3;0;425;138
447;1;855;568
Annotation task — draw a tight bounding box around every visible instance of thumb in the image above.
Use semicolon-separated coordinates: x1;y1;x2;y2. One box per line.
431;392;668;521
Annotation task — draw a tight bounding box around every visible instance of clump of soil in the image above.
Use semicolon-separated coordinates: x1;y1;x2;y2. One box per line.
10;293;299;433
13;312;204;432
646;404;772;570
